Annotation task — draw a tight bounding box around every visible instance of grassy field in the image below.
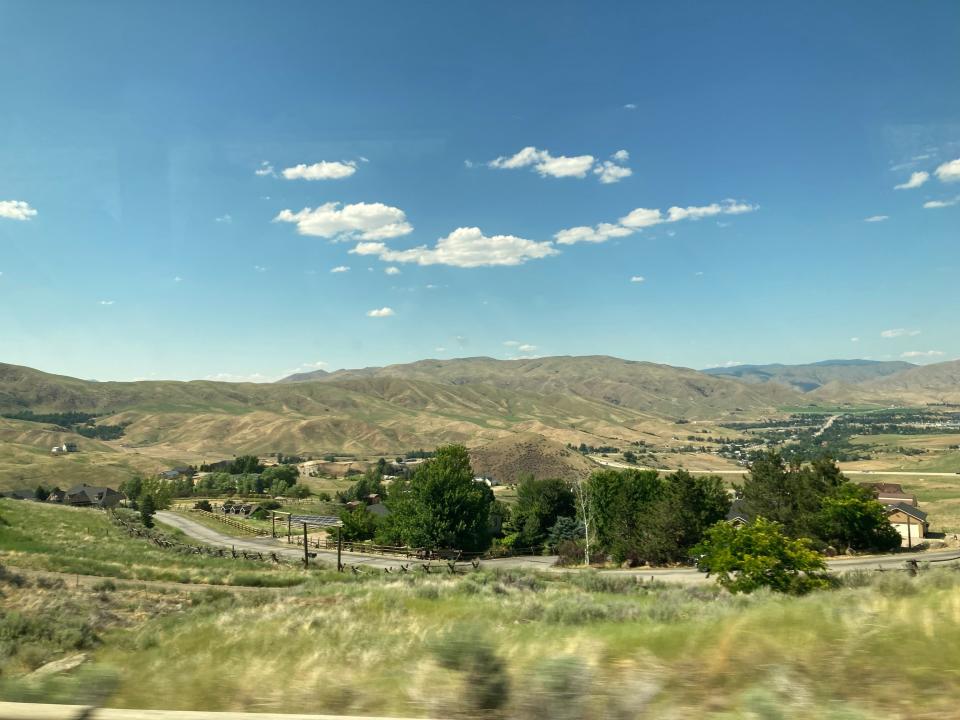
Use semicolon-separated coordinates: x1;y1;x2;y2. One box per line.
2;497;960;716
1;557;959;717
0;500;310;586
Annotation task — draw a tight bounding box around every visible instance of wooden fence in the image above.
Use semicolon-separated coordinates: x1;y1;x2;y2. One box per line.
189;508;269;536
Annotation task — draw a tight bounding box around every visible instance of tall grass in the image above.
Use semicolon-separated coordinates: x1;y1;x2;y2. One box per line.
0;499;307;586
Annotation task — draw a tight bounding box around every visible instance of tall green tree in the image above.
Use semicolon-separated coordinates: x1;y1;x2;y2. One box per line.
379;444;493;552
586;468;663;563
339;505;379;541
510;475;576;549
140;494;157;529
738;452;845;537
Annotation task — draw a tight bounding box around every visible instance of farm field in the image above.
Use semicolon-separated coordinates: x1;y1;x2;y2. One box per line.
0;505;958;717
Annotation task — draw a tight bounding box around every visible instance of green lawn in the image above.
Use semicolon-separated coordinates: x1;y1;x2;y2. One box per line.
0;499;310;586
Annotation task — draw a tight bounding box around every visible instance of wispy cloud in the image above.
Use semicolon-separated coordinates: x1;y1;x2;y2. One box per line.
705;361;743;369
0;200;37;221
850;337;860;342
214;214;232;223
255;161;275;177
281;160;358;181
894;171;929;190
384;266;401;275
923;196;960;209
173;276;183;283
901;350;944;358
330;265;350;273
630;275;645;283
366;307;395;318
253;265;268;272
881;328;920;338
864;215;889;223
624;103;637;110
350;227;558;268
99;300;114;306
555;199;757;245
274;201;413;241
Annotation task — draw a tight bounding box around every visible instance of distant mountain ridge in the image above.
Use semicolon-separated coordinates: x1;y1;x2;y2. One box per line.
702;359;915;392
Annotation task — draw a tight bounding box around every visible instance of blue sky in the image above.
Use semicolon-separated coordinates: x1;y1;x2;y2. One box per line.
1;0;958;382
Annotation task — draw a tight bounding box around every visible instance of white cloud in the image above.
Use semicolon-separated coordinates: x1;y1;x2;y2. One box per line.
624;103;637;110
366;307;395;318
555;199;756;245
434;347;446;352
384;266;401;275
464;160;475;169
554;223;633;245
923;196;960;209
274;202;413;241
253;265;268;272
281;161;358;181
173;276;182;283
487;146;591;179
901;350;944;358
934;158;960;183
99;300;114;306
330;265;350;273
0;200;37;221
864;215;889;223
630;276;645;283
705;361;743;369
594;160;633;184
214;214;232;223
255;161;275;177
518;344;537;353
894;171;929;190
850;337;860;342
489;146;632;183
881;328;920;338
351;227;558;268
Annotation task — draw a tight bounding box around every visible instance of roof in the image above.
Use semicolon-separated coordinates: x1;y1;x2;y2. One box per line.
2;489;36;500
859;482;904;494
885;502;928;523
726;499;751;523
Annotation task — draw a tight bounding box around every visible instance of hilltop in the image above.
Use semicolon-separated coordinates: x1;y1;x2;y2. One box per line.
468;433;599;484
703;359;915;392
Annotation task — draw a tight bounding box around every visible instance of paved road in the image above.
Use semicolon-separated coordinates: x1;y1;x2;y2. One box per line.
157;511;960;583
813;413;840;438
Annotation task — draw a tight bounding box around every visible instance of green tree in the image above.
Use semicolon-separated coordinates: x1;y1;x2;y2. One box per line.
636;470;731;565
261;464;299;487
229;455;264;474
510;475;576;549
693;518;830;595
587;468;663;563
379;444;493;552
140;495;157;529
340;469;387;503
739;452;845;537
622;450;638;464
339;505;379;541
816;484;902;552
34;485;49;502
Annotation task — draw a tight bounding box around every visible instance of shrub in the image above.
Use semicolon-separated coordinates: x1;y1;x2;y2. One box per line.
432;626;509;714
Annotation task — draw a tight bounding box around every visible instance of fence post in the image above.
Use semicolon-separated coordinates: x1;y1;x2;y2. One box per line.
303;522;308;569
337;527;343;572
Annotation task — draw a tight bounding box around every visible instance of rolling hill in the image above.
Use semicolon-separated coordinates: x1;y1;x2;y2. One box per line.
468;433;600;484
702;359;915;392
3;354;955;490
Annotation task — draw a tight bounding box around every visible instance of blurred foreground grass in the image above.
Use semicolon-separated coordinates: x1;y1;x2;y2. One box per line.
2;499;959;718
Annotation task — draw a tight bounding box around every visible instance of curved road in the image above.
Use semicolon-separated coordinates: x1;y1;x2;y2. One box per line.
157;511;960;583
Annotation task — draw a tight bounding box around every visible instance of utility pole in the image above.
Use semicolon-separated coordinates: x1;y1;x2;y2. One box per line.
271;513;276;539
303;522;309;568
906;514;912;550
287;513;291;544
337;526;343;572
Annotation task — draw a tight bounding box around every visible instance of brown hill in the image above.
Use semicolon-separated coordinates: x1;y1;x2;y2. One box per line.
468;433;599;485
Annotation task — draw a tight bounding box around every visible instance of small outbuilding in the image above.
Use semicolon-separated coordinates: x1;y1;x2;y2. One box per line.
885;503;928;548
